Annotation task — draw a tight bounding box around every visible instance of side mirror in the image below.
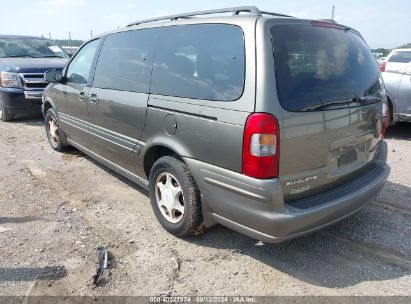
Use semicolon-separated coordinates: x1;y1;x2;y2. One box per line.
45;69;63;83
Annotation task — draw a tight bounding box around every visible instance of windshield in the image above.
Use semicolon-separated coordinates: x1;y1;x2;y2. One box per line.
271;24;381;112
0;38;69;59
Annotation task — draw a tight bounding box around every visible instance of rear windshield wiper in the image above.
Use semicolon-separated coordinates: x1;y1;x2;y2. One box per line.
301;97;379;112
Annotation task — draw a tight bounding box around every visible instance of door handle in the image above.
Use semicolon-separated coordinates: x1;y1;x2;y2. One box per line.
79;91;87;102
90;93;99;104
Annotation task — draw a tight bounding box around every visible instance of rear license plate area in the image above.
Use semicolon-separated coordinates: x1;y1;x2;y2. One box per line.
338;150;358;167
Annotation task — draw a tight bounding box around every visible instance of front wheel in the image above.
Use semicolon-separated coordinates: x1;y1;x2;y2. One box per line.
149;156;203;237
0;95;15;122
45;108;69;152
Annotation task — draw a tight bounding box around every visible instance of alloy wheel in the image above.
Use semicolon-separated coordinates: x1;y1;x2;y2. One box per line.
48;116;60;146
0;98;3;119
155;172;185;223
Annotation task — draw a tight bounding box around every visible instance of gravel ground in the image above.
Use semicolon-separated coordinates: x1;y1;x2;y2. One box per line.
0;117;410;296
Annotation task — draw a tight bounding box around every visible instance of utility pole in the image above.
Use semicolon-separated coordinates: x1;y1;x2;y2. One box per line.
331;5;335;21
69;31;72;54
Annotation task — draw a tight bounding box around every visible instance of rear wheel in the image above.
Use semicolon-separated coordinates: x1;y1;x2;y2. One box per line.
45;108;68;152
0;95;15;122
387;99;394;126
149;156;203;237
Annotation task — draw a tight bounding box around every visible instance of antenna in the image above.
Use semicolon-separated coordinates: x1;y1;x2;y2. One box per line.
331;5;335;20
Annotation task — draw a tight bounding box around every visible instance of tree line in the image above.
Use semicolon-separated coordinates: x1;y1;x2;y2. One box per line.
372;42;411;57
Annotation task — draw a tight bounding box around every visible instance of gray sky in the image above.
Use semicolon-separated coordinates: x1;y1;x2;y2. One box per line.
1;0;410;48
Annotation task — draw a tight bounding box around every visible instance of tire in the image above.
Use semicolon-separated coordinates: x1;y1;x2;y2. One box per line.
0;95;15;122
149;156;203;237
387;99;394;126
45;108;69;152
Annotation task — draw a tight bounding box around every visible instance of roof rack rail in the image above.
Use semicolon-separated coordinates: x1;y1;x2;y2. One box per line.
127;6;293;27
260;11;295;18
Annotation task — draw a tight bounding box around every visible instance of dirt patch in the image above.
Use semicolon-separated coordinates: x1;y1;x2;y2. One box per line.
0;118;410;296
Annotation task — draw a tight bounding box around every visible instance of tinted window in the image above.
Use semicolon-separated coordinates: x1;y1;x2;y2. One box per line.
93;29;159;93
150;24;245;101
271;25;381;111
66;39;100;84
388;51;411;63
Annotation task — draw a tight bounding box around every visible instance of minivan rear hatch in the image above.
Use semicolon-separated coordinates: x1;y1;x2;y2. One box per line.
270;21;386;202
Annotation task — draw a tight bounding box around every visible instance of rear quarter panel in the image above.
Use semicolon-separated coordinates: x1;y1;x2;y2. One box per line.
138;99;249;177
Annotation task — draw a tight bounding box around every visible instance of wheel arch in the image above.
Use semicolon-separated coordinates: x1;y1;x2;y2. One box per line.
42;97;56;117
142;138;191;179
386;95;395;124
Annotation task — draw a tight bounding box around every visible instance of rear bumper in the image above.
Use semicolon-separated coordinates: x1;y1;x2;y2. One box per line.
0;87;43;115
185;141;390;243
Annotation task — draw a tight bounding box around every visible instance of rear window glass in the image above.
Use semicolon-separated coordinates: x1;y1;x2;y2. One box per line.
388;51;411;63
150;24;245;101
271;24;380;112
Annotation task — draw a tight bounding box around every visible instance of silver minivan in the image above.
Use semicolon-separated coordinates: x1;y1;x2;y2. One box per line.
42;7;390;242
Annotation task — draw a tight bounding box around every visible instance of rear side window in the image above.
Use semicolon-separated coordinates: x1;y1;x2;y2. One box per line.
388;51;411;63
271;24;380;112
93;29;159;93
150;24;245;101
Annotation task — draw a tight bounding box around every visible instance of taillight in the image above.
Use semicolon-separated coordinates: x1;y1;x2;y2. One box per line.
380;61;387;72
242;113;280;179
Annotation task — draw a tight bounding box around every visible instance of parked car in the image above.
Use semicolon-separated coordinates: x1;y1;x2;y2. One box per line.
383;65;411;124
42;6;390;243
0;35;68;122
380;48;411;72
